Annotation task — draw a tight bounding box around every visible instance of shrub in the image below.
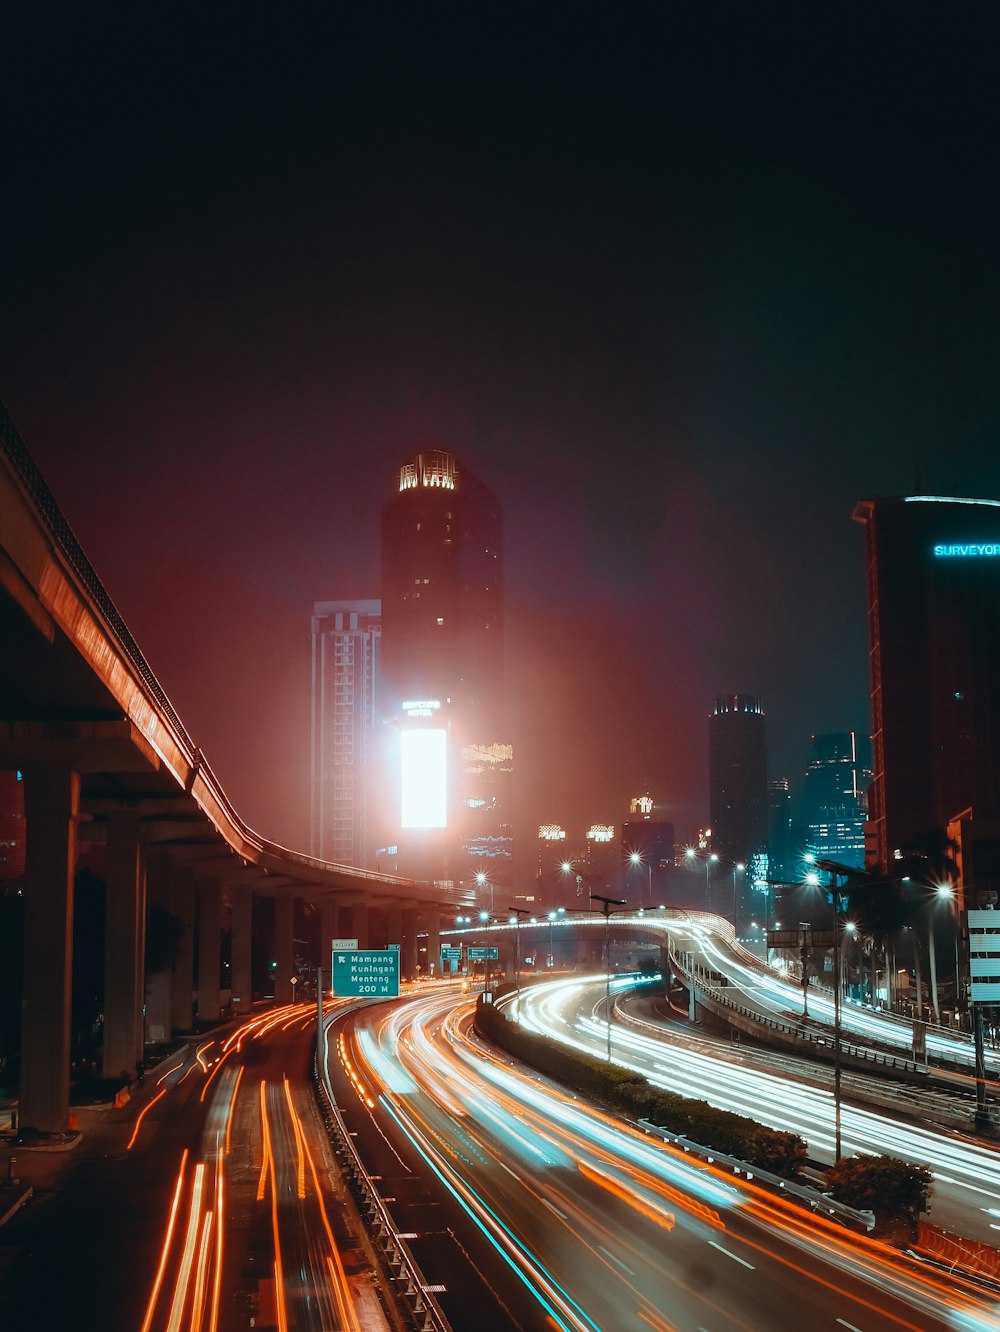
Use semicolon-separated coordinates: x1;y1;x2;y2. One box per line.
824;1154;933;1238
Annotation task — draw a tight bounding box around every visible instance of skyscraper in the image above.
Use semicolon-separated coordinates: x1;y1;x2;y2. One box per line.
380;450;510;883
309;601;381;865
709;695;769;919
854;496;1000;869
801;731;870;869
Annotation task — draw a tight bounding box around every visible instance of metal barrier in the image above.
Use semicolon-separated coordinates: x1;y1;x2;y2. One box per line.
637;1119;875;1233
313;1014;451;1332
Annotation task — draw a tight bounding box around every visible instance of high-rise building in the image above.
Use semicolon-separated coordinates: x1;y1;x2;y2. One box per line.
801;732;870;869
767;777;792;883
622;793;674;907
380;450;510;883
309;601;381;865
709;695;769;920
854;496;1000;869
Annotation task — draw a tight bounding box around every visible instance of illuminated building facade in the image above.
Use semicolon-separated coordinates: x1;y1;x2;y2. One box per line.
309;601;381;865
855;496;1000;871
381;451;510;882
801;732;870;870
709;695;769;922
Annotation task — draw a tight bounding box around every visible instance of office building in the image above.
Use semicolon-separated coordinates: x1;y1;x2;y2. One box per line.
801;732;870;869
709;695;769;921
309;601;381;865
380;450;510;883
767;777;793;884
854;496;1000;870
622;794;674;906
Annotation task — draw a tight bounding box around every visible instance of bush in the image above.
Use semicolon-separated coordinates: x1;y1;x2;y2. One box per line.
474;996;808;1179
824;1154;932;1238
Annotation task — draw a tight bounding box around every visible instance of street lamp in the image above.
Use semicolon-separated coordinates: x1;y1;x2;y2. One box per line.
508;906;531;1020
732;862;745;925
475;869;494;917
629;851;652;905
707;852;719;912
591;893;627;1061
479;910;491;991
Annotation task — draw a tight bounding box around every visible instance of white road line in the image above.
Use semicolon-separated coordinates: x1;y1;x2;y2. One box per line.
708;1239;755;1270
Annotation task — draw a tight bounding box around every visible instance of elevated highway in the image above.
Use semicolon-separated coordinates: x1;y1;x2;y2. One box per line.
0;399;472;1134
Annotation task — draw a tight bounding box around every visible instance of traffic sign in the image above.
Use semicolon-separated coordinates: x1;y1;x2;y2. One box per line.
441;946;463;961
467;946;499;961
331;948;401;998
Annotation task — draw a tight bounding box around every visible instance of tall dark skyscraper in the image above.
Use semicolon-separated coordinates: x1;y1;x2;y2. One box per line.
801;731;870;870
709;695;769;920
854;496;1000;869
380;450;510;885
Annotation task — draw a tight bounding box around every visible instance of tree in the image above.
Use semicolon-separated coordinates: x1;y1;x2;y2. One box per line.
824;1153;933;1240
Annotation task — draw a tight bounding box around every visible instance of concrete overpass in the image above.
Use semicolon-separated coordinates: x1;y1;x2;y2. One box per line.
0;399;474;1135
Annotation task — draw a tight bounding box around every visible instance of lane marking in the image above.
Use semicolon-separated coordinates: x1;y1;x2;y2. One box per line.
708;1240;755;1270
598;1244;637;1276
836;1321;863;1332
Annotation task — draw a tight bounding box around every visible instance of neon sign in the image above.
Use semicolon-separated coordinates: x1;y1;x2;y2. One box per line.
933;543;1000;557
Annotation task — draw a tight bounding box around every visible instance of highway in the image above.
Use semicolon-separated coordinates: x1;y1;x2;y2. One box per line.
1;1003;390;1332
514;973;1000;1248
324;984;1000;1331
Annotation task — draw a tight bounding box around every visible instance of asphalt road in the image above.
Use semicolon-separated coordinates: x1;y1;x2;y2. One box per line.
324;986;1000;1331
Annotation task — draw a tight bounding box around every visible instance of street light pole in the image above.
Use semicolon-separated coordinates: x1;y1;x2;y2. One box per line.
591;892;626;1061
508;907;530;1022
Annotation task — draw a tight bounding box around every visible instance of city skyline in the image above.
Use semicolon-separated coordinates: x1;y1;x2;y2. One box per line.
4;9;1000;873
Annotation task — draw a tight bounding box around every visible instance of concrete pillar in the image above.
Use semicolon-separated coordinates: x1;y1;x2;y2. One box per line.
170;867;196;1033
230;883;253;1014
20;767;80;1135
273;893;295;1005
386;906;403;949
425;907;441;978
346;903;369;950
102;812;146;1081
145;857;172;1043
197;875;222;1022
402;907;418;979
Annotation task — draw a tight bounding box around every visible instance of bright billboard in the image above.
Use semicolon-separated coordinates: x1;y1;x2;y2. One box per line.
400;727;447;828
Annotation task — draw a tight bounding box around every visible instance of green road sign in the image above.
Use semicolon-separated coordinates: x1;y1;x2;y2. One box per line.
467;946;499;961
331;948;401;998
441;946;463;961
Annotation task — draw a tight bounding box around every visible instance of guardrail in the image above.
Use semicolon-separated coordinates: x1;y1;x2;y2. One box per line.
637;1119;875;1233
313;1011;451;1332
668;944;930;1076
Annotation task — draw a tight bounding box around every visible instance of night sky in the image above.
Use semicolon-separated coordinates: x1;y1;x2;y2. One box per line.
4;5;1000;876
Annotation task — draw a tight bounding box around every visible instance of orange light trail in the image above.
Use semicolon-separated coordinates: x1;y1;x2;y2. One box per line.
139;1149;189;1332
127;1088;167;1151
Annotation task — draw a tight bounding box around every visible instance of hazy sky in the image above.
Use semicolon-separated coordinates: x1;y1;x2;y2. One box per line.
4;5;1000;874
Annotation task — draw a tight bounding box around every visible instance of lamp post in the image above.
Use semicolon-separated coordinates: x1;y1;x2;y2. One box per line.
707;852;719;912
479;910;491;991
732;861;745;926
591;893;627;1061
508;907;530;1020
629;851;652;905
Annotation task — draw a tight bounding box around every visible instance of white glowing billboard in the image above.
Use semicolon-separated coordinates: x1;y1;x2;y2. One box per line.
401;728;447;828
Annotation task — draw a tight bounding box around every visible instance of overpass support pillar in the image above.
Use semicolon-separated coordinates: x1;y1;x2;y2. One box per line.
346;903;369;950
274;893;295;1005
402;907;418;980
102;813;146;1081
196;876;222;1022
145;857;173;1043
320;898;339;960
386;906;403;953
230;883;253;1014
170;868;196;1034
20;767;80;1135
425;908;441;978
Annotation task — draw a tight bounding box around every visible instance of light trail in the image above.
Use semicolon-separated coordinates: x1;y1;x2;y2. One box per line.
338;986;1000;1332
